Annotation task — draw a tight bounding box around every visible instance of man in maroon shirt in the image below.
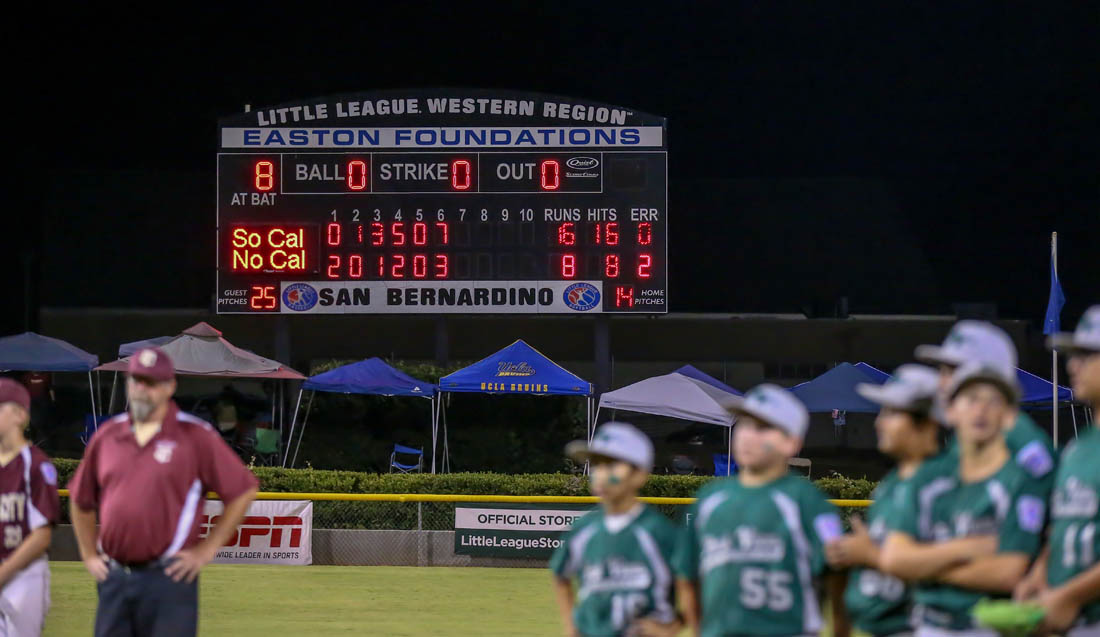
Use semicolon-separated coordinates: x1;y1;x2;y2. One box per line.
0;378;60;637
68;348;258;637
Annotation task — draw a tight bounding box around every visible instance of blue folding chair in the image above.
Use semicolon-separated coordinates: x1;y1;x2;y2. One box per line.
389;444;424;473
713;453;737;476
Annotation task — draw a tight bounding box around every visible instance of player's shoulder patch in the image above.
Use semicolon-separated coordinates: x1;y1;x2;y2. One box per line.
1016;494;1046;533
39;461;58;486
1016;440;1054;478
813;512;843;543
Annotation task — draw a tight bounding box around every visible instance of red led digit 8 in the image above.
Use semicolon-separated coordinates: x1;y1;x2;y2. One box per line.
605;254;620;278
434;254;449;278
254;161;275;191
637;222;652;245
451;160;471;190
540;160;560;190
346;160;368;191
413;222;428;246
561;254;576;278
326;222;341;246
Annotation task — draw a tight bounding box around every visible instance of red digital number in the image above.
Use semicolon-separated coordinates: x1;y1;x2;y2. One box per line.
557;222;575;246
435;221;449;245
348;255;363;279
615;286;635;308
391;222;406;246
637;253;652;279
327;255;340;279
326;222;341;246
435;254;449;278
370;222;384;246
391;255;406;278
413;222;428;246
637;222;652;245
561;254;576;279
356;224;364;244
347;160;368;191
376;255;385;277
412;255;428;278
451;160;471;190
254;161;274;191
250;285;276;310
540;160;560;190
606;222;619;245
605;254;620;278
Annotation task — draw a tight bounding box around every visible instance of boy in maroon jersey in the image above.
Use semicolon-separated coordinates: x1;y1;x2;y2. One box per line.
0;378;60;637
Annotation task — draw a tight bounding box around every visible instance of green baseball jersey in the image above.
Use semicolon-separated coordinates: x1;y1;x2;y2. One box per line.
549;504;679;637
1047;427;1100;626
843;469;913;636
886;452;1048;631
946;412;1057;487
674;474;843;637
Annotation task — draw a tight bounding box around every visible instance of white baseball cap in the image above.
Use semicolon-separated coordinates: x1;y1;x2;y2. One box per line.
947;359;1021;404
1048;305;1100;354
723;384;809;439
915;320;1018;370
856;364;939;413
566;422;654;472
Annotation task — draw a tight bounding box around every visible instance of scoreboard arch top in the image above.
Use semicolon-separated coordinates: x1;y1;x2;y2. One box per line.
217;89;667;315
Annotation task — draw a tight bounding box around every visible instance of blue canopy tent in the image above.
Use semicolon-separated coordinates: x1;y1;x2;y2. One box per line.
790;362;890;413
0;332;101;419
284;358;438;470
438;339;593;472
1017;368;1073;405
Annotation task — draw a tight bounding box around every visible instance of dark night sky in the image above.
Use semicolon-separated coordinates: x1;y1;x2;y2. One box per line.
8;4;1098;334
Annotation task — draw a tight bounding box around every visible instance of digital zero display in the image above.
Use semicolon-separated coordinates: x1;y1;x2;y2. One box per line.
217;90;667;314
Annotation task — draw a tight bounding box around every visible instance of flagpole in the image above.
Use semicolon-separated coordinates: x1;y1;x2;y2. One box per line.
1052;232;1059;448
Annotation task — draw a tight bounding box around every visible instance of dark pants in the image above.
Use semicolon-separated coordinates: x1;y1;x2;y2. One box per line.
95;562;198;637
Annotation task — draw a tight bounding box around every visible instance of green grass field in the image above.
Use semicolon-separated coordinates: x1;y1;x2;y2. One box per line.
45;562;565;636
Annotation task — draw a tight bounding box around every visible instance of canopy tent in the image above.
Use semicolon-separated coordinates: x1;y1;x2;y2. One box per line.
437;339;593;473
1017;368;1073;405
790;362;889;413
283;358;437;469
118;336;173;358
597;371;741;475
96;322;303;437
0;332;101;419
673;365;743;396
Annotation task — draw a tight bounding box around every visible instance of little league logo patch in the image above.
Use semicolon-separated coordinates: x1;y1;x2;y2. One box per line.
283;283;318;311
40;462;58;485
563;283;600;311
153;440;177;464
138;349;158;367
1017;495;1046;534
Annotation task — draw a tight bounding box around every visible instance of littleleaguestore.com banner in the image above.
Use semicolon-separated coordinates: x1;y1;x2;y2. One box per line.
454;504;593;558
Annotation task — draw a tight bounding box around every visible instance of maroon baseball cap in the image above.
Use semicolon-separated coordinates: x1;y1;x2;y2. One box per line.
0;378;31;412
128;347;175;382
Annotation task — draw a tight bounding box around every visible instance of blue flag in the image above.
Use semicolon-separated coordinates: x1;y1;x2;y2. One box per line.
1044;255;1065;335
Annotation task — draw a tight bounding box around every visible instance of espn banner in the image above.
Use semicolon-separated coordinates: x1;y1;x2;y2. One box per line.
201;500;313;565
454;503;593;558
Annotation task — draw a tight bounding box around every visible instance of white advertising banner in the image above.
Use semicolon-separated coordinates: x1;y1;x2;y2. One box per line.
201;500;313;566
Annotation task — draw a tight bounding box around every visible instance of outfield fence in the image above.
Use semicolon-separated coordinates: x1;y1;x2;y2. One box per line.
55;491;870;567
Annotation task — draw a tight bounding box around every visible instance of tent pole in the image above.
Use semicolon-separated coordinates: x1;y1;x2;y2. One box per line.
290;391;314;468
442;401;450;473
87;371;98;426
107;372;118;415
1070;403;1078;439
430;395;438;474
727;426;732;476
283;388;304;467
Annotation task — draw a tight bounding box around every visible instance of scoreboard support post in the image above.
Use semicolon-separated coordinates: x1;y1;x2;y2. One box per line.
434;316;449;367
594;316;611;396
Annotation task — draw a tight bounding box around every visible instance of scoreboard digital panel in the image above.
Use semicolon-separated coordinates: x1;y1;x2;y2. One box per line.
216;90;667;314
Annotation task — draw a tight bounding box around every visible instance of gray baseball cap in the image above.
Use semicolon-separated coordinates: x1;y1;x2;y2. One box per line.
947;360;1021;404
915;320;1018;370
1048;305;1100;354
856;364;939;413
566;421;654;472
724;384;810;439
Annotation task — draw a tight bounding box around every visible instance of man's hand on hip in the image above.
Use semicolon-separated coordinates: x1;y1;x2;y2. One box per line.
83;554;110;582
165;545;215;583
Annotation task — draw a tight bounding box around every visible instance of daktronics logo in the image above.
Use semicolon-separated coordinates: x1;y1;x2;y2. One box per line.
201;515;304;548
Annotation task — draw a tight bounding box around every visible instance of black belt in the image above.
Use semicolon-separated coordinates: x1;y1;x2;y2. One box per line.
108;557;168;571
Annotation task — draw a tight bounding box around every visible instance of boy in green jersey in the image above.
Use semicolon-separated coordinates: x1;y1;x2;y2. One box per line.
674;384;848;637
881;360;1048;636
550;422;682;637
1015;304;1100;635
827;365;942;637
915;320;1057;484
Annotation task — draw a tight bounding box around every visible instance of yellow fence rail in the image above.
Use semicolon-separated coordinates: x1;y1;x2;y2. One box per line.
58;489;869;507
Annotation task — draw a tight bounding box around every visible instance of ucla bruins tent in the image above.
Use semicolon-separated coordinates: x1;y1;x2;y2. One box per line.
284;358;438;469
437;339;593;472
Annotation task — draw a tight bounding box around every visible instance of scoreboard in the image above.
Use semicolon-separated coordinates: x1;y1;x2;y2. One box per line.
216;90;667;314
